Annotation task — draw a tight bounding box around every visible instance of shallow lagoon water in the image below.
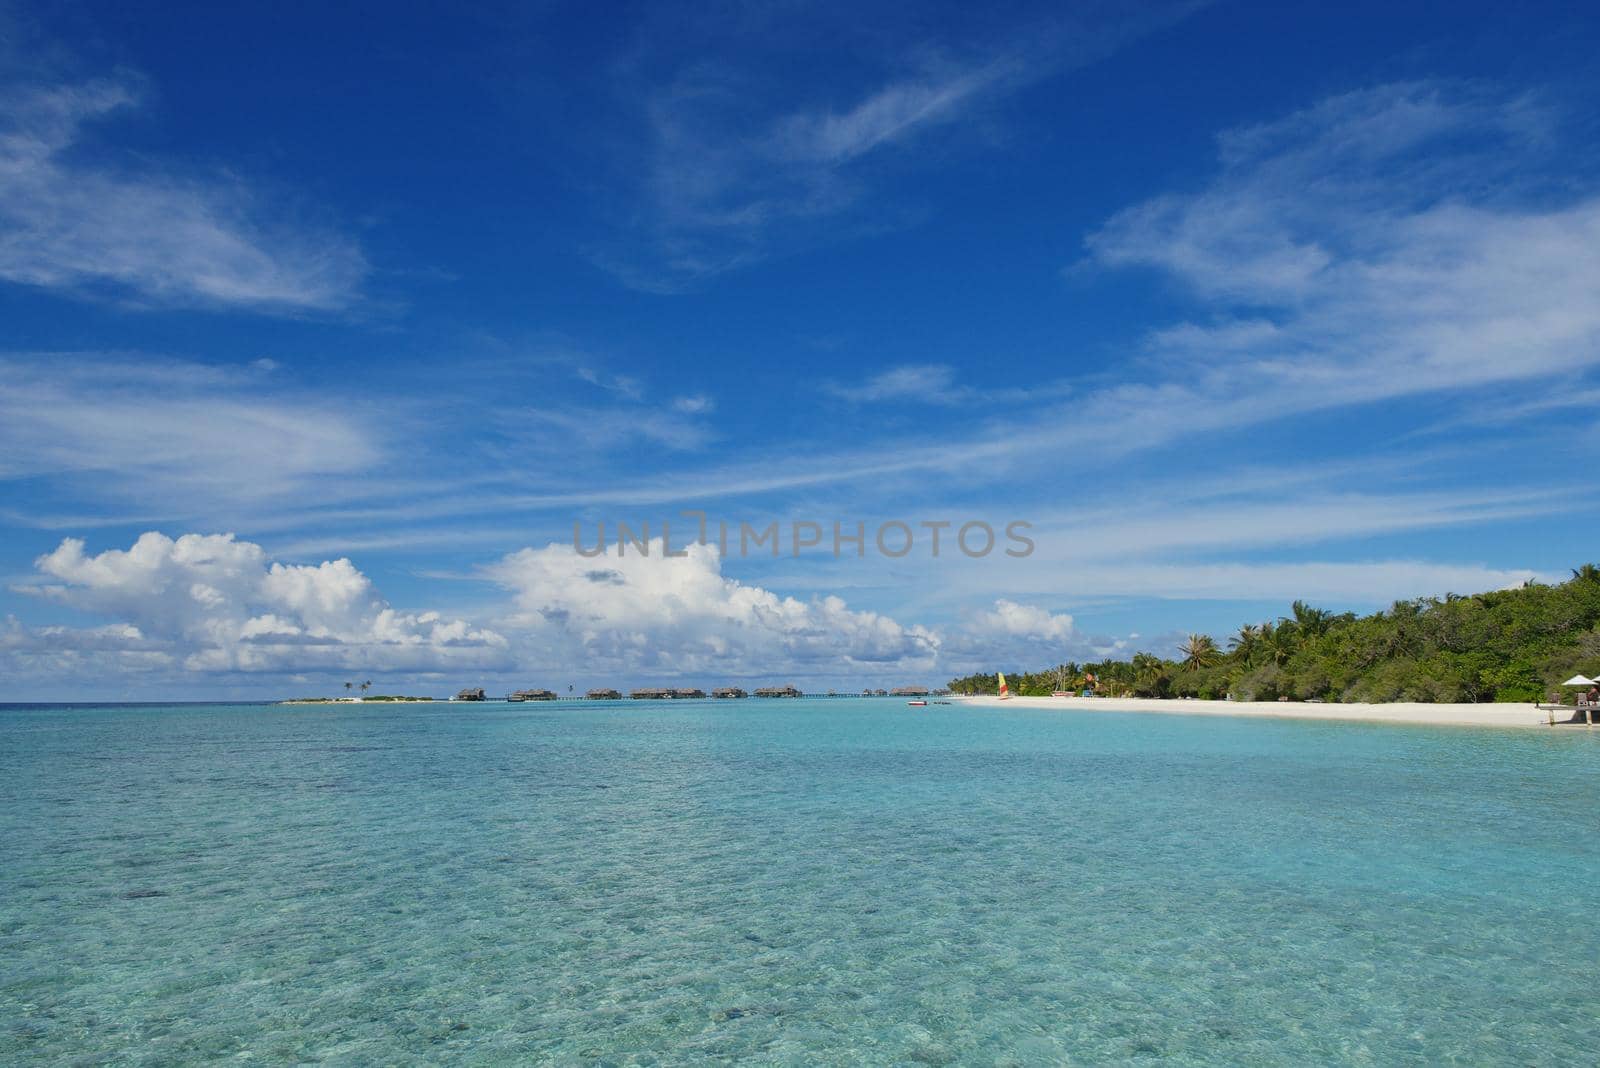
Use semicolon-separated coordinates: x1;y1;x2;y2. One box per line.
2;699;1597;1064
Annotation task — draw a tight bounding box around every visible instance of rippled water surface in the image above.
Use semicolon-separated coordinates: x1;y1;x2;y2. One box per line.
3;699;1598;1064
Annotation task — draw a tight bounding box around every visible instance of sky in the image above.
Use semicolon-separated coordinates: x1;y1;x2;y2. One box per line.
3;0;1599;699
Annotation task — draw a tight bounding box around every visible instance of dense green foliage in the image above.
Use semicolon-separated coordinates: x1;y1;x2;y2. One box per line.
949;568;1600;703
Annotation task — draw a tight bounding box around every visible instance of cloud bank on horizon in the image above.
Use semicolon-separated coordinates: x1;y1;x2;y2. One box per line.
6;531;1106;690
1;1;1596;696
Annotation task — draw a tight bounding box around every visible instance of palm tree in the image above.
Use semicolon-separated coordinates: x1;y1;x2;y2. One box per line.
1389;599;1416;617
1289;600;1332;639
360;680;372;696
1178;634;1220;671
1229;624;1261;663
1130;652;1168;695
1572;564;1600;583
1264;622;1297;666
344;681;353;695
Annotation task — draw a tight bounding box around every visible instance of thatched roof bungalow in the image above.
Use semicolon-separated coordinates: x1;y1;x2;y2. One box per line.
890;686;929;697
630;687;675;700
713;687;748;699
754;685;803;698
673;687;706;699
508;689;557;702
586;688;622;700
454;687;487;702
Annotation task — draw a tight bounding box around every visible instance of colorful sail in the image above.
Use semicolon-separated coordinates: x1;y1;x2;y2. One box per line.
997;672;1011;699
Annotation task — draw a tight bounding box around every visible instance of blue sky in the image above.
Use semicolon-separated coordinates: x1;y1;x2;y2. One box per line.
3;0;1599;698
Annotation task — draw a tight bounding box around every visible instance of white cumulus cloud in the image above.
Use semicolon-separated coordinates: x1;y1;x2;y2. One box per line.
16;532;508;674
969;599;1077;642
483;538;940;680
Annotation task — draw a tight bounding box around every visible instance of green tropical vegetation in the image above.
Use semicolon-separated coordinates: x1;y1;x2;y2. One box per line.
949;567;1600;703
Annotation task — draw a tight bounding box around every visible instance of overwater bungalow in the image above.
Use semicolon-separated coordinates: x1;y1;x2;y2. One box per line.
586;688;622;700
890;686;930;697
674;687;707;699
754;685;803;698
713;687;748;699
454;687;487;702
630;687;675;699
507;689;557;702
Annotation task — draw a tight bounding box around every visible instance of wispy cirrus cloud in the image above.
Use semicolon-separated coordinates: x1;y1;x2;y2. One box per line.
821;362;1078;406
594;3;1205;290
824;364;959;402
671;393;715;415
0;355;384;511
575;364;644;400
0;79;365;310
503;405;716;453
9;83;1596;628
1004;560;1547;607
772;67;1004;165
1086;81;1600;401
596;62;1011;290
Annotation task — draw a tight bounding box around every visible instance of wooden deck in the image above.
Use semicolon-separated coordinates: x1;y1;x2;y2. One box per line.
1537;701;1599;726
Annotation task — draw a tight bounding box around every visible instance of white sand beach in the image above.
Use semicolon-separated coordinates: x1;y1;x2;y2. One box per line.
956;694;1574;729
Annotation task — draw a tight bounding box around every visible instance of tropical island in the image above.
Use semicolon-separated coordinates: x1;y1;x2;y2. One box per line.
950;565;1600;704
280;695;436;704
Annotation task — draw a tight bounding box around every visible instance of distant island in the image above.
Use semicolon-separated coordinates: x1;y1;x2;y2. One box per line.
280;695;435;704
951;565;1600;704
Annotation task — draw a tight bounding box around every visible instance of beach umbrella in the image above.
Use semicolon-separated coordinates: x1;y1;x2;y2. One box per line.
1560;675;1595;687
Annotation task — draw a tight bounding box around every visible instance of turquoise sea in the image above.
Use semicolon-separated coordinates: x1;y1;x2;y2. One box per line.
2;699;1597;1065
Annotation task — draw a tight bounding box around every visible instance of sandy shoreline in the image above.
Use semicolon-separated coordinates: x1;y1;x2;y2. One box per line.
271;695;1587;729
956;694;1576;729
